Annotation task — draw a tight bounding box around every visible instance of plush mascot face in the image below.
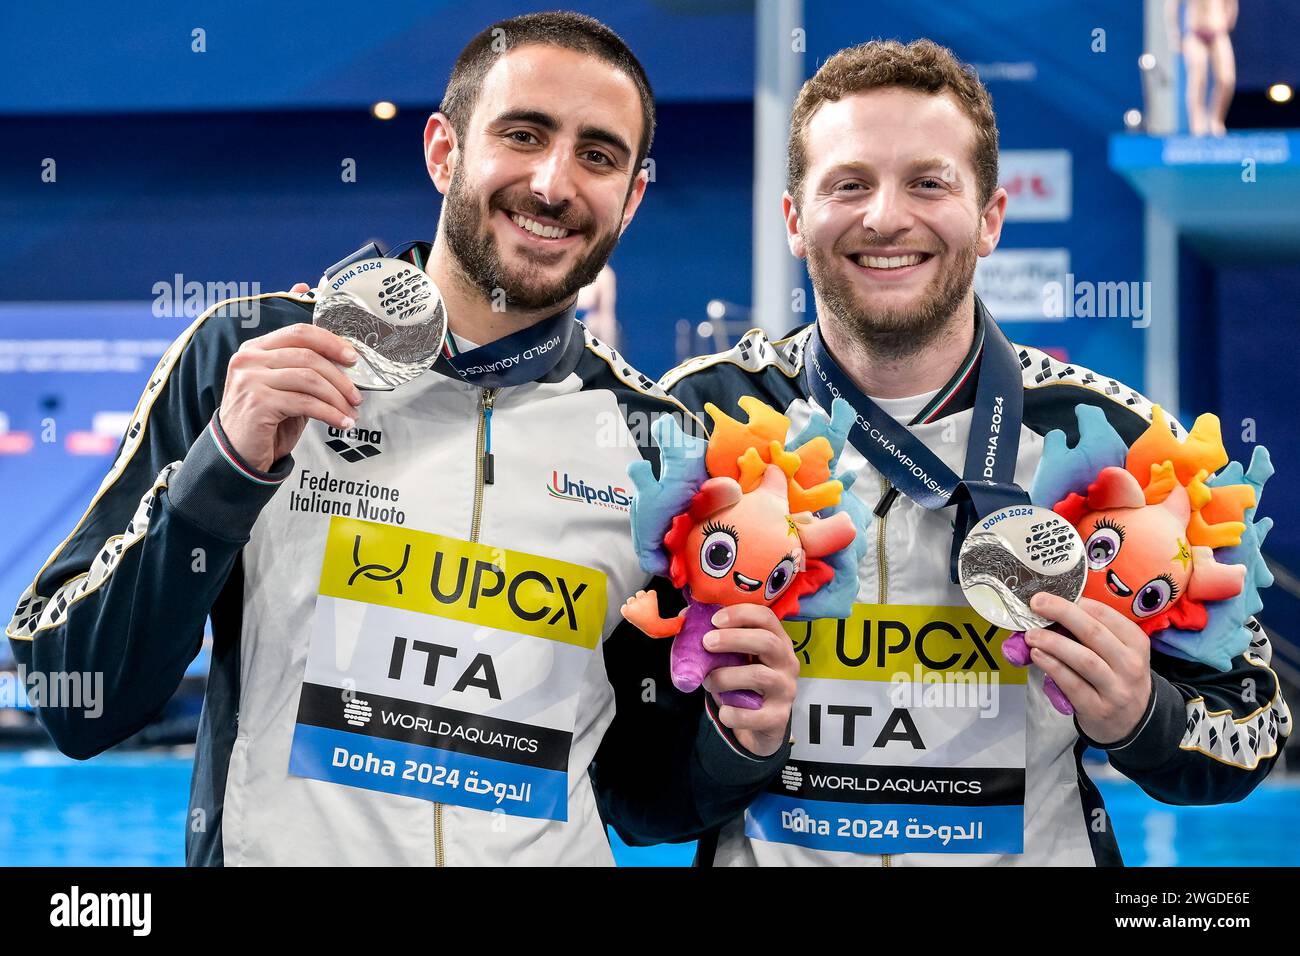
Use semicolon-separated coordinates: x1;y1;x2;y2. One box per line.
1062;458;1246;635
654;397;861;621
682;478;804;607
665;461;856;617
1076;499;1193;625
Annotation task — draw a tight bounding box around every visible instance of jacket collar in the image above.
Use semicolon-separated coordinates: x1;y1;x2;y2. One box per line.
804;294;997;425
390;240;585;388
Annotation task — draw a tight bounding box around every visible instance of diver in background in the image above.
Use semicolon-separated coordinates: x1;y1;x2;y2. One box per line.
1168;0;1238;137
577;264;620;349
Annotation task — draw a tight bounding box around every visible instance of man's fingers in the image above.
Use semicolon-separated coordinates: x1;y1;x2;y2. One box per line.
1030;592;1128;660
705;627;793;669
269;390;358;431
1029;647;1102;714
704;610;796;755
1024;625;1115;694
714;702;784;733
261;347;363;407
289;282;311;294
711;603;783;631
1077;597;1150;654
702;663;780;697
244;322;358;367
261;369;358;427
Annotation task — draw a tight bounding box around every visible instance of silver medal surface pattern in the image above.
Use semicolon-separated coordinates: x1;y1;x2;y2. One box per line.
957;504;1086;631
312;257;447;390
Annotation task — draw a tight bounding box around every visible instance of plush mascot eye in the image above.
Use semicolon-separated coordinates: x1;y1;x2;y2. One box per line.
1085;522;1123;570
764;557;798;600
1132;577;1176;618
700;528;738;578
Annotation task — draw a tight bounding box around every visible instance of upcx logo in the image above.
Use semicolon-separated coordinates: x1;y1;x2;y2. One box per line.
326;424;382;462
319;518;608;650
348;533;410;594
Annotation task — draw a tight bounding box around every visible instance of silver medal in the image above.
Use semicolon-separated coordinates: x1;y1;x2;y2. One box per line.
312;256;447;390
957;504;1086;631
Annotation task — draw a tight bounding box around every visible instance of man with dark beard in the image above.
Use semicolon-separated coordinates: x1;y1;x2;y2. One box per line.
7;11;798;866
654;39;1288;866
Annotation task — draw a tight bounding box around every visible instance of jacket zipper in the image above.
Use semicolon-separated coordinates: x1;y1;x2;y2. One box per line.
875;475;892;869
471;388;498;539
435;386;499;867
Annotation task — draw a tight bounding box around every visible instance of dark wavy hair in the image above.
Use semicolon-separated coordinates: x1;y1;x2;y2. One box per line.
440;11;656;174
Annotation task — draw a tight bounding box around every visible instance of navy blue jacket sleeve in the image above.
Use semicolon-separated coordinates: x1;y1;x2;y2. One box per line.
5;295;307;758
1079;625;1290;805
591;578;791;846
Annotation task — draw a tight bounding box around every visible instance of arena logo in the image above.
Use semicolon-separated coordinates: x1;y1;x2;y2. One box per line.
547;470;631;511
325;424;383;462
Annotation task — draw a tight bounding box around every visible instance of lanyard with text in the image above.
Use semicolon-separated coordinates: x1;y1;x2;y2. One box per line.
329;239;577;389
431;307;573;389
803;314;1029;581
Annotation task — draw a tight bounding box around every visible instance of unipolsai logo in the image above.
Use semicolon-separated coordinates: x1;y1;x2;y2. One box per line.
546;470;632;511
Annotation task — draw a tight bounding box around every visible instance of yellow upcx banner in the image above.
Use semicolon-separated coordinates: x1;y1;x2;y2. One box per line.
784;603;1024;684
318;517;607;649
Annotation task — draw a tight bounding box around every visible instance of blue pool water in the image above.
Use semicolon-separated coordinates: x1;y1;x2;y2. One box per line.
0;750;1294;866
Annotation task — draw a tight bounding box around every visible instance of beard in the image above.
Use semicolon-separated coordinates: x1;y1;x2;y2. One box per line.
805;225;979;361
441;162;621;312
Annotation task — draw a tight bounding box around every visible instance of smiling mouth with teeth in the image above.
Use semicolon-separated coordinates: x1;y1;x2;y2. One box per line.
733;571;761;592
508;211;574;240
1106;570;1132;597
852;252;932;270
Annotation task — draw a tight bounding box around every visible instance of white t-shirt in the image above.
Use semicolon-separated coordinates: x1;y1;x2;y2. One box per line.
869;387;941;425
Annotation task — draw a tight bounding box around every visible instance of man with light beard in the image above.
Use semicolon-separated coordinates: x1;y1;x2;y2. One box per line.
656;39;1288;866
8;11;798;866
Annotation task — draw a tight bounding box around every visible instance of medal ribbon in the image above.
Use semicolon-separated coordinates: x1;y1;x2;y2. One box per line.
326;240;576;389
803;308;1030;580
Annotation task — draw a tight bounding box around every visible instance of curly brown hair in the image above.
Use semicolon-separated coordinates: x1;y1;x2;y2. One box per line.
787;39;999;209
